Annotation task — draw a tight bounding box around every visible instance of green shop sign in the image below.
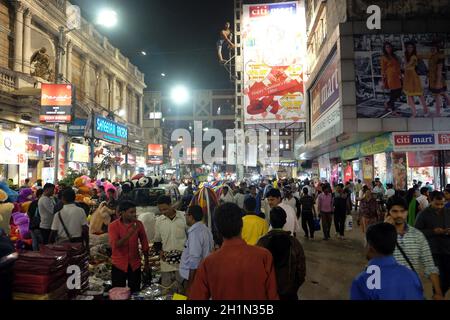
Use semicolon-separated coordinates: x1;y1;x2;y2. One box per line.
340;133;393;160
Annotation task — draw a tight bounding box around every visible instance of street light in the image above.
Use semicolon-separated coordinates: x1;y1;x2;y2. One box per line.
171;85;189;105
96;9;118;28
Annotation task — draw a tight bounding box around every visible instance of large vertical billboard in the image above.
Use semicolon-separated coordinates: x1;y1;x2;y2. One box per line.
354;33;450;118
242;1;307;124
40;84;73;123
148;144;163;165
310;51;340;139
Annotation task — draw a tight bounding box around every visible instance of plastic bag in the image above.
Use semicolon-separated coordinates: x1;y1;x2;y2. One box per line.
345;215;353;231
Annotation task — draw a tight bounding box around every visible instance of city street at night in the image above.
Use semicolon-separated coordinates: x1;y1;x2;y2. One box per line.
1;0;450;309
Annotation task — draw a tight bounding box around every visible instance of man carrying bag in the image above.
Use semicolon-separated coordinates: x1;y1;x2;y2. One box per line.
49;188;89;251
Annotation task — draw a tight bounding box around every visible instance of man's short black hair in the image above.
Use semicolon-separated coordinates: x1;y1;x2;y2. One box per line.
387;196;408;212
270;207;287;229
62;188;76;203
99;186;105;191
266;188;282;199
107;188;115;194
157;195;172;206
118;200;136;213
43;183;55;191
420;187;429;195
430;191;445;201
25;178;30;183
36;188;44;198
302;187;309;195
214;203;243;239
366;223;397;255
187;205;204;222
244;196;257;212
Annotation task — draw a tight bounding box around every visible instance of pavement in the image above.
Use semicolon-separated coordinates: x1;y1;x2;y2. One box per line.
296;213;448;300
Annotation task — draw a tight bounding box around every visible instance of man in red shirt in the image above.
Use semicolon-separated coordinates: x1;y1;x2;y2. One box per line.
109;200;149;292
189;202;279;300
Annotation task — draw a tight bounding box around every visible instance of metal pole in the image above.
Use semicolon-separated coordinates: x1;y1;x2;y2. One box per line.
90;109;95;177
125;145;129;179
53;26;65;183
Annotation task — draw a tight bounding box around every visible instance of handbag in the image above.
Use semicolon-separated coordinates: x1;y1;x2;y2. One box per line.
57;212;83;243
313;217;321;231
345;215;353;231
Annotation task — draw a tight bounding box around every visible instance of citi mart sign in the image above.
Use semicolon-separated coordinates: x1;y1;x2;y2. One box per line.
392;132;450;152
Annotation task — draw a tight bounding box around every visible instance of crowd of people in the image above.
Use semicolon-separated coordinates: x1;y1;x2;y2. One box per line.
1;174;450;300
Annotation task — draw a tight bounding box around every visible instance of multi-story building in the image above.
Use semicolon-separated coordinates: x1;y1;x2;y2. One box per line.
298;0;450;189
0;0;146;183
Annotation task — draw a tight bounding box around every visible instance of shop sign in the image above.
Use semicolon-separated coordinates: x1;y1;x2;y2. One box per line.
136;156;146;168
311;51;341;139
392;132;450;152
93;116;128;145
340;133;393;160
270;161;298;167
40;84;73;123
68;143;89;163
148;144;163;165
68;118;87;136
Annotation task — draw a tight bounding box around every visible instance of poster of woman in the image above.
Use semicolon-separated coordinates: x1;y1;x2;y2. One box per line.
354;33;450;118
393;153;407;191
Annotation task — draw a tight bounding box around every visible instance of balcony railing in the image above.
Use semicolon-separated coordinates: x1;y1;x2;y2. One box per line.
0;67;18;91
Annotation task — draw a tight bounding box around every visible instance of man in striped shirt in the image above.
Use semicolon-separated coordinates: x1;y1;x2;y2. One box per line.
385;196;444;300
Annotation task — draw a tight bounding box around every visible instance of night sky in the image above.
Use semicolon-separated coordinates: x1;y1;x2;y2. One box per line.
71;0;235;91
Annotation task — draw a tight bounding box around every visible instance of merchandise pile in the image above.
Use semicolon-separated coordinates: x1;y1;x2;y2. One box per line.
12;250;69;300
41;243;90;296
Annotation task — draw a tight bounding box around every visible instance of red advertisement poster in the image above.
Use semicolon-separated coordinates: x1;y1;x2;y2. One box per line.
344;164;354;183
407;151;439;168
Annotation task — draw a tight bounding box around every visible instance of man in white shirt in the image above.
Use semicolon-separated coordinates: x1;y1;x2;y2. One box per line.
38;183;56;244
266;188;299;236
234;182;247;209
373;180;386;197
282;186;297;215
49;188;88;248
154;195;187;294
385;183;396;200
416;187;430;211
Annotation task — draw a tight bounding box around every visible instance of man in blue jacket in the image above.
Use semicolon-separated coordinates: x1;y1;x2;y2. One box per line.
351;222;424;300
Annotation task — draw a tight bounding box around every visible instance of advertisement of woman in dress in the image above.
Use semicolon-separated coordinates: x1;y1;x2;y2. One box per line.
354;33;450;118
392;153;407;191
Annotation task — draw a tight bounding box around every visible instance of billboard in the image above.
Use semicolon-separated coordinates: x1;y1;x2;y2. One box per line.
148;144;163;165
242;1;306;124
310;51;340;139
354;33;450;118
93;116;128;145
68;118;87;136
40;84;73;123
68;143;89;163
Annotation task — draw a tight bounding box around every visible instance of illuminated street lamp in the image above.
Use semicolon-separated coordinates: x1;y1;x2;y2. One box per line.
171;85;189;105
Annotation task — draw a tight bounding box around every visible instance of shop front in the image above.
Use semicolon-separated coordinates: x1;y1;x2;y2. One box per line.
392;132;450;190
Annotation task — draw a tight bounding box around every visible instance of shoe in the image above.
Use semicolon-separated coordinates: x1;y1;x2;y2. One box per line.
323;237;329;241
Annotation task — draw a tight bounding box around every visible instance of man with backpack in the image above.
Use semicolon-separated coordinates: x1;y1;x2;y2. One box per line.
257;207;306;300
27;189;44;251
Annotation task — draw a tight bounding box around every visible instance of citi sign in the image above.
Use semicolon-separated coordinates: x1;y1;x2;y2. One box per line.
394;134;435;146
249;3;296;18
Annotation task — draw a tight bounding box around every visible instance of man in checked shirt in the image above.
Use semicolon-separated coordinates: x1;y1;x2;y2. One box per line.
385;196;444;300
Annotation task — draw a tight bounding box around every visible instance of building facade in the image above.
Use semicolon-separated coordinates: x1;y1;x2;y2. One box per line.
0;0;146;184
298;0;450;189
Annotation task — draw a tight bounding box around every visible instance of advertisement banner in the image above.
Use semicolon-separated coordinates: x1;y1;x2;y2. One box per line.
354;33;450;119
93;116;128;145
344;163;354;183
311;51;341;139
340;133;393;160
407;151;439;168
363;156;374;186
242;1;307;124
0;131;27;165
68;143;89;163
148;144;163;165
392;152;407;190
40;84;73;123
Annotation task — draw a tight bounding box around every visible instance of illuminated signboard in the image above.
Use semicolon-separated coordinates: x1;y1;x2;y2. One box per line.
148;144;163;165
40;84;74;123
242;1;307;124
93;116;128;145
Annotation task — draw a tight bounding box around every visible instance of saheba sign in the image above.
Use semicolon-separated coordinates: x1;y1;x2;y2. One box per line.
93;116;128;145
